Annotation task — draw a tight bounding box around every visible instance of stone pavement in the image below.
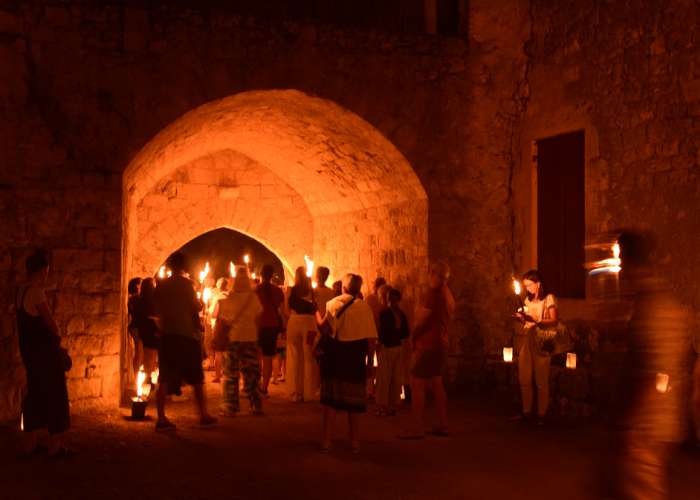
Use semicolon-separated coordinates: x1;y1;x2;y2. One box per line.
1;376;699;500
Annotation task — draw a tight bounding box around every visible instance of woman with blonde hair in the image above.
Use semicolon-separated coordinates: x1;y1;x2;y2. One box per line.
286;266;318;402
215;268;264;416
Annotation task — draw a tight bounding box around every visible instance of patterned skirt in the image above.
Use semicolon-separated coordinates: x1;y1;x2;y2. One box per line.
320;338;368;413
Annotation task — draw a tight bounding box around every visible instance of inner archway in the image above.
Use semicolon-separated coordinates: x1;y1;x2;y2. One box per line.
122;89;428;400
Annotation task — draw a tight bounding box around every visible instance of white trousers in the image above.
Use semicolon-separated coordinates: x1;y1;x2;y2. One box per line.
286;315;319;400
518;339;551;416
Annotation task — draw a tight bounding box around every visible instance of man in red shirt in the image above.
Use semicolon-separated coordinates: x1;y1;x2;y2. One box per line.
256;264;286;395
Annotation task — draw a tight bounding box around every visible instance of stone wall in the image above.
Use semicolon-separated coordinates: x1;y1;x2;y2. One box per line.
0;0;529;418
513;0;700;334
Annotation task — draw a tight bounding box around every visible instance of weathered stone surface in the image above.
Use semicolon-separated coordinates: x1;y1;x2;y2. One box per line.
2;0;697;423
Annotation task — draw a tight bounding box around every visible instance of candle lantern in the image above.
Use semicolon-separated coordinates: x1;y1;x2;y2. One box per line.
131;366;151;420
566;352;577;369
656;373;670;393
503;347;514;363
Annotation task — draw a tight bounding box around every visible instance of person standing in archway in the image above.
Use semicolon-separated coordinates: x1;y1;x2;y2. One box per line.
317;273;378;453
400;262;454;439
314;267;336;318
256;264;286;396
218;268;264;416
153;252;216;431
286;267;317;402
365;277;386;399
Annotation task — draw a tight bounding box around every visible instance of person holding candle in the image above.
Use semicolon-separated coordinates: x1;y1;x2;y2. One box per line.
612;230;690;500
256;264;286;396
512;270;558;426
209;277;230;383
286;266;318;402
217;268;265;416
399;262;454;439
365;277;386;399
15;249;72;458
376;287;410;416
134;277;160;383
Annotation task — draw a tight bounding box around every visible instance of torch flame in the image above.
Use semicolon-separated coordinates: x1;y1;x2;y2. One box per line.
304;255;314;279
229;261;236;278
512;279;522;296
167;270;172;277
199;262;211;284
202;287;212;305
312;280;318;289
158;266;166;279
589;241;622;276
151;369;159;385
251;272;257;280
243;254;250;265
136;365;150;400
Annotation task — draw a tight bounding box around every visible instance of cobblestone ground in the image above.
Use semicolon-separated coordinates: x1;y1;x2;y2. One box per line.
1;375;699;500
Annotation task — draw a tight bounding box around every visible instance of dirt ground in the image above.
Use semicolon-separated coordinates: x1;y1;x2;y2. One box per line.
1;375;699;500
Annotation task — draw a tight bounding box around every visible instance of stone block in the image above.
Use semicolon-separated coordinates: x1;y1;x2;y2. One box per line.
67;377;102;399
53;249;104;272
85;314;119;339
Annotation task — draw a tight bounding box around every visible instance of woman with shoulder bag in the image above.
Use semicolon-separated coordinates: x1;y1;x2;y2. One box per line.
512;270;561;426
316;273;378;453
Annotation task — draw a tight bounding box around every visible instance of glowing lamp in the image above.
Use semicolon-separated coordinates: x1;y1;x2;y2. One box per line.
566;353;577;369
656;373;670;393
503;347;513;363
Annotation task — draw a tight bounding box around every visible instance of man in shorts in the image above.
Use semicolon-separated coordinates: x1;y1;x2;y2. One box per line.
153;252;217;431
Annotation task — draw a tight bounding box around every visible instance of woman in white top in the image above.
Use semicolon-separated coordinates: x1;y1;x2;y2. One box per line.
15;250;71;457
285;267;318;402
513;270;559;426
215;269;264;416
317;273;378;453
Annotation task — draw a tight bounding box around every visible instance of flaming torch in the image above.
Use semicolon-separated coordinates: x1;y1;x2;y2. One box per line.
512;278;526;313
199;262;211;284
158;266;166;279
131;365;150;419
304;255;314;278
229;261;236;278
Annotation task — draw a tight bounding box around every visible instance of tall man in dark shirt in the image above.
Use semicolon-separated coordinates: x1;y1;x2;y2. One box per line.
153;252;216;432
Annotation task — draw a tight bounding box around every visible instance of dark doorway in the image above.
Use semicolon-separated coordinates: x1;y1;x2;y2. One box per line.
536;131;585;299
163;228;286;284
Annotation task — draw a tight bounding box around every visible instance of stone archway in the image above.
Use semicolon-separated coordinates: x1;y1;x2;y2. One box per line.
122;89;428;397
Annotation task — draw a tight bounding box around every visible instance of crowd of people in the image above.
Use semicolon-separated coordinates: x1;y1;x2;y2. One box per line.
16;231;696;500
123;252;456;450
